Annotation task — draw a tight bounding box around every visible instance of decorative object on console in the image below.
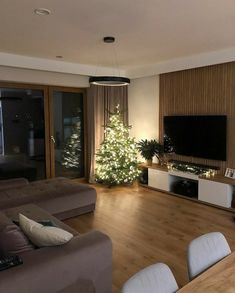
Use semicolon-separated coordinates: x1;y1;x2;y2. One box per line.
225;168;235;178
167;160;218;176
95;105;140;186
225;168;235;179
137;139;164;165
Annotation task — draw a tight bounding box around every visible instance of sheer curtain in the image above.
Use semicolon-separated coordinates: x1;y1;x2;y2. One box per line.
86;85;128;182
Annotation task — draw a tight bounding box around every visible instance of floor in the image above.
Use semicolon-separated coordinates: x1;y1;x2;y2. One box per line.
65;183;235;292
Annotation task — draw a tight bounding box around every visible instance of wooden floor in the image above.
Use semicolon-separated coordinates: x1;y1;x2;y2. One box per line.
65;183;235;292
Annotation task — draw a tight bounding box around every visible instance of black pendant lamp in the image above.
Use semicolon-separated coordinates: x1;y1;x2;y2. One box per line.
89;37;130;87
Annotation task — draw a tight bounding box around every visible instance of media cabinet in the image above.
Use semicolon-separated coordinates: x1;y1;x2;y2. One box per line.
144;164;235;209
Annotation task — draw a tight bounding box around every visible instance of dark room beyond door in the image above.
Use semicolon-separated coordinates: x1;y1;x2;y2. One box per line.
0;87;46;181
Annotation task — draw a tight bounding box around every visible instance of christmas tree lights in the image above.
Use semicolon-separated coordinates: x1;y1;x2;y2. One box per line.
96;105;141;186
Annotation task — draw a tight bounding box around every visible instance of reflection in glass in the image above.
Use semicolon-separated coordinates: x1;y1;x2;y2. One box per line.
0;88;46;180
53;91;84;178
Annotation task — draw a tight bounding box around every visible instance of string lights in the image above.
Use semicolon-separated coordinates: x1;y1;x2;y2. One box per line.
95;105;140;185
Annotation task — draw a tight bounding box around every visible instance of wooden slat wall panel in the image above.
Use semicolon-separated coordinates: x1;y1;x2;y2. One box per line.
159;62;235;174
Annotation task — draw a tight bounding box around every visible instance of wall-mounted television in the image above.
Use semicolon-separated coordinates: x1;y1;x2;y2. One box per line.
164;115;227;161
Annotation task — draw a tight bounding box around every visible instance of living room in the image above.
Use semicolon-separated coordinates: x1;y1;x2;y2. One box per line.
0;1;235;293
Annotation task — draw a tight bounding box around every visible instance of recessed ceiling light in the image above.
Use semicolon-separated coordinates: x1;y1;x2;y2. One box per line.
34;8;51;16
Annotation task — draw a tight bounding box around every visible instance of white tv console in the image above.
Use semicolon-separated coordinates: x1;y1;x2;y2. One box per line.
147;164;234;209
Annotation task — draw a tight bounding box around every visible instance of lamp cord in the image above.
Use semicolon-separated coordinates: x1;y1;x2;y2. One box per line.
113;46;120;77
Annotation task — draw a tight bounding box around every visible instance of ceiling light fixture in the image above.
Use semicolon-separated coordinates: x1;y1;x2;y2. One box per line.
89;36;130;87
34;8;51;16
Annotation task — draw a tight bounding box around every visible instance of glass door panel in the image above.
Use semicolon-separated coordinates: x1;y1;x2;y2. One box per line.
0;87;46;181
51;90;84;178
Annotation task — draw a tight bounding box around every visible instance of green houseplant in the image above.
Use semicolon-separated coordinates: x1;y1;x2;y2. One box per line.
137;139;164;165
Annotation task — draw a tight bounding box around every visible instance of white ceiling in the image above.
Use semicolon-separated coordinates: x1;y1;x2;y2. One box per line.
0;0;235;78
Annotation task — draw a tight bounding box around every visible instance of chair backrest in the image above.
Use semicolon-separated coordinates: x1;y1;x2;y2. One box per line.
121;263;179;293
187;232;231;280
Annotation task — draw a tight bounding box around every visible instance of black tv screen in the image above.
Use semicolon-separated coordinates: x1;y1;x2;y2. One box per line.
164;115;227;161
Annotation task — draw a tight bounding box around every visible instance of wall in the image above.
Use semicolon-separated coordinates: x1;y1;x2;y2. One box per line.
128;76;159;139
0;66;89;88
159;61;235;173
128;76;159;162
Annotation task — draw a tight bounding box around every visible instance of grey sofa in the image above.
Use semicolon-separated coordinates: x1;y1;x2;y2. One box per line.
0;204;112;293
0;177;96;219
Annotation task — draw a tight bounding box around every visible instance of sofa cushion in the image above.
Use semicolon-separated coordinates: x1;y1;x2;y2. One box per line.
19;214;73;247
0;212;34;255
0;178;96;219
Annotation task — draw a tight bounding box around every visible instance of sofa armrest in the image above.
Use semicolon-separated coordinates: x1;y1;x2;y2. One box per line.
0;178;29;191
0;230;112;293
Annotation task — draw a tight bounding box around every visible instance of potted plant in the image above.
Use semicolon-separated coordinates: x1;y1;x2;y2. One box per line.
137;139;164;165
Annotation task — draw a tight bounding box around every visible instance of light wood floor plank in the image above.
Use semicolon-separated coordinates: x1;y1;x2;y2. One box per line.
65;183;235;292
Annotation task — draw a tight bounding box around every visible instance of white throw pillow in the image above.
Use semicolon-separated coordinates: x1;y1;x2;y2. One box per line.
19;214;73;247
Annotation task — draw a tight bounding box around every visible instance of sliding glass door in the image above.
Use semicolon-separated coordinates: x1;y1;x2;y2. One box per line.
49;88;85;178
0;83;86;181
0;85;48;181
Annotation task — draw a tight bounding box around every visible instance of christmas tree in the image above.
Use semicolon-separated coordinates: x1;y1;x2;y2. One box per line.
95;105;141;186
62;122;81;169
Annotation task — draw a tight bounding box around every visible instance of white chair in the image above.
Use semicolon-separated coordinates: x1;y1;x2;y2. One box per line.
187;232;231;280
121;263;179;293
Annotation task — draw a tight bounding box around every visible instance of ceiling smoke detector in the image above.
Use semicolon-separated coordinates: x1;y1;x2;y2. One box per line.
34;8;51;16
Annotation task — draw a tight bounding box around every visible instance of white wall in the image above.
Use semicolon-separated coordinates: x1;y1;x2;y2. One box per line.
0;66;89;88
128;75;159;162
128;75;159;139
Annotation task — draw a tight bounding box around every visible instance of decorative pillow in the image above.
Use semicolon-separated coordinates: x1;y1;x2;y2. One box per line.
0;213;34;255
19;214;73;247
13;220;56;227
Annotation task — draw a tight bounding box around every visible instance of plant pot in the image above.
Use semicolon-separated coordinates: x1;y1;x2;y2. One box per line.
146;159;153;166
